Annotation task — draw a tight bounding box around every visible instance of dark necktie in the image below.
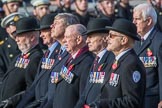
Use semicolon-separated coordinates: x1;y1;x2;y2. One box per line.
44;50;50;58
93;56;100;71
141;37;144;45
66;55;73;67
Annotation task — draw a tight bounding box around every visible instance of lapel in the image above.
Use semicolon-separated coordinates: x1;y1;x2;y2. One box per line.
84;51;114;100
101;49;134;89
3;45;41;80
136;28;157;55
56;50;90;84
34;44;62;83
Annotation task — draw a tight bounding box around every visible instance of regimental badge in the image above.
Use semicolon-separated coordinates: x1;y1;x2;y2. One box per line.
60;65;74;84
132;71;141;83
139;56;157;67
109;73;119;87
51;72;59;84
89;72;105;83
13;15;20;22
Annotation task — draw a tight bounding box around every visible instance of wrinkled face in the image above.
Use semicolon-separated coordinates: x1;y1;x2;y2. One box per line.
63;29;78;54
15;33;32;53
75;0;88;12
133;11;148;36
106;31;123;53
40;29;54;46
34;5;50;20
50;18;66;39
99;0;115;16
6;2;20;13
86;33;106;54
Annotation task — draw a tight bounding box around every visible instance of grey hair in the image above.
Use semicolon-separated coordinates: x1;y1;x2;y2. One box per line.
66;24;87;40
70;24;87;35
75;24;87;36
133;3;157;26
55;13;80;26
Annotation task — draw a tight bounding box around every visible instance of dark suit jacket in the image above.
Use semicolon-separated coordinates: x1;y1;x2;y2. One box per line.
134;28;162;108
16;43;61;108
16;49;69;108
38;50;70;108
0;45;43;102
40;49;94;108
75;51;115;108
51;50;94;108
94;49;146;108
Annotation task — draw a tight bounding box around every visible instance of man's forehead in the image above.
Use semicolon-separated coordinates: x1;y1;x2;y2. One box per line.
54;18;65;23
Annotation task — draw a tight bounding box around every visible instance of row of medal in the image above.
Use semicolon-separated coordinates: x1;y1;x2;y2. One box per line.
51;65;74;84
41;58;55;69
139;56;157;67
51;72;59;84
60;65;74;84
15;57;30;69
109;72;120;87
89;72;105;83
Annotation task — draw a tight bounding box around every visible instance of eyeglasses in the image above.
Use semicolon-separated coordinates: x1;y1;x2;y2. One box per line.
108;33;123;39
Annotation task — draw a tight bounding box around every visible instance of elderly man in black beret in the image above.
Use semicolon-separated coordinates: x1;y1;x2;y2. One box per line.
88;19;146;108
0;17;43;107
75;18;114;108
16;13;61;108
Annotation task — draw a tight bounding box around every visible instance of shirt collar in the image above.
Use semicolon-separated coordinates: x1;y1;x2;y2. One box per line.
97;48;107;63
143;26;154;40
115;48;131;61
48;41;59;58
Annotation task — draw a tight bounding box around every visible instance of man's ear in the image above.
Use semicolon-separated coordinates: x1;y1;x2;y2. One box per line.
76;35;82;44
121;36;128;45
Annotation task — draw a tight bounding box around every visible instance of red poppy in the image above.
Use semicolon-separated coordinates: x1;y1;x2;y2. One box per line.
112;61;118;70
23;53;30;59
67;64;74;75
98;64;104;71
147;48;153;56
